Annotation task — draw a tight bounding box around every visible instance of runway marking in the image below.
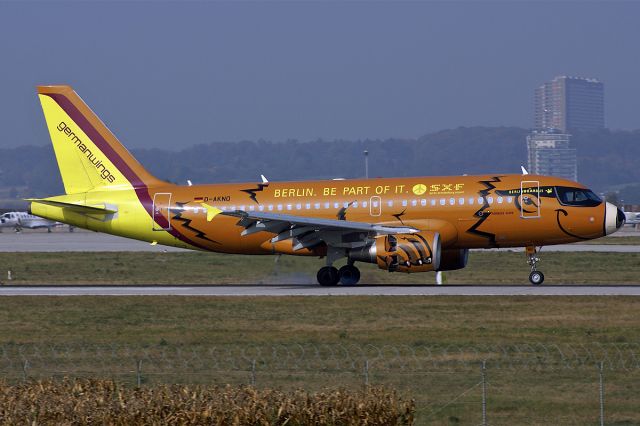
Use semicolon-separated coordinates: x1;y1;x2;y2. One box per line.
1;285;639;296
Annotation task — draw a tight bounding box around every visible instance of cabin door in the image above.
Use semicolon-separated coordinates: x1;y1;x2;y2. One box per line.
519;180;540;219
152;192;172;231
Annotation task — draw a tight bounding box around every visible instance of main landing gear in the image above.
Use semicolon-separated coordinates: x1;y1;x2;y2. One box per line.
526;246;544;285
317;263;361;286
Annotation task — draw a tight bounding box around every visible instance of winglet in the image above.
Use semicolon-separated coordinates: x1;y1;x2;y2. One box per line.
521;166;529;175
201;203;223;222
260;175;269;185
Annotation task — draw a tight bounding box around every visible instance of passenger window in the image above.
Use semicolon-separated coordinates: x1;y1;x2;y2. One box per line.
324;202;330;209
353;201;359;208
439;199;445;206
507;197;513;203
449;198;455;205
296;203;302;210
363;201;368;208
478;197;483;204
277;204;283;211
305;203;311;210
287;204;292;211
334;202;339;209
259;205;265;211
421;199;426;206
343;202;349;208
487;197;493;204
497;197;503;204
268;205;273;211
249;206;255;211
402;200;407;207
431;199;436;206
315;203;320;209
411;200;417;207
469;198;474;205
459;198;464;205
388;200;394;207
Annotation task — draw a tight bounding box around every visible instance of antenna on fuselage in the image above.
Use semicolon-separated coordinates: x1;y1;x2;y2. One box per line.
187;180;193;186
520;166;529;175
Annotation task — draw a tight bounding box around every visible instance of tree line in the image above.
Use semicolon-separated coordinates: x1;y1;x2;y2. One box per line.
1;126;639;202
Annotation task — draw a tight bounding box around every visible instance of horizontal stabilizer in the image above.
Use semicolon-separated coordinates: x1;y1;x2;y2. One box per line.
26;199;117;215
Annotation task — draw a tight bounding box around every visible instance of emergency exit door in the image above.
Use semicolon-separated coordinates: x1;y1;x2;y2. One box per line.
519;181;540;219
370;196;382;217
152;192;172;231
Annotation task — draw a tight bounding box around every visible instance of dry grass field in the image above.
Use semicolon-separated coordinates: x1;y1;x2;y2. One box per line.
0;296;639;424
0;379;414;425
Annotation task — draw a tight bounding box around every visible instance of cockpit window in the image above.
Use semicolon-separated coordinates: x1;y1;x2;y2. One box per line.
556;186;602;207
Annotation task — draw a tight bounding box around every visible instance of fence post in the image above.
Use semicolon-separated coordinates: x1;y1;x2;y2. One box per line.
481;360;487;426
136;360;142;387
251;359;256;386
364;359;369;387
599;361;605;426
22;359;28;382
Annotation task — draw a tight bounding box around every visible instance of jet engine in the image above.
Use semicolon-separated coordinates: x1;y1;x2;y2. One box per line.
438;249;469;271
349;231;441;273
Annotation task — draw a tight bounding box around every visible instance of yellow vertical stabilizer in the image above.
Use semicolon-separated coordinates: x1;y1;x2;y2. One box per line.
37;85;163;194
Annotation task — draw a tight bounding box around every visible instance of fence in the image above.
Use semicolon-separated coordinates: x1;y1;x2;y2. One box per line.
2;342;639;425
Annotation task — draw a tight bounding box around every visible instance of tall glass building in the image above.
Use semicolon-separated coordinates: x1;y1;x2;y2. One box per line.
534;76;604;133
527;131;577;181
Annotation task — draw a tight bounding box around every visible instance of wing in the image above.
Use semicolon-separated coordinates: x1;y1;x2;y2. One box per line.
221;210;419;251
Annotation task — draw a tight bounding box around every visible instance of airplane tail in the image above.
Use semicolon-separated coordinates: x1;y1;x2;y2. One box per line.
37;85;164;194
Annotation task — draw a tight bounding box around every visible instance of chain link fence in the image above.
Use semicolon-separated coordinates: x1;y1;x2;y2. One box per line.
2;342;639;425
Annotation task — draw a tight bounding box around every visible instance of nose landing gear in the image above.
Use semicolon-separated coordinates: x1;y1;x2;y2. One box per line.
526;246;544;285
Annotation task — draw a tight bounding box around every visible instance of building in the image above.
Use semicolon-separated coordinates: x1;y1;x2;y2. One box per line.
534;76;604;133
527;131;577;181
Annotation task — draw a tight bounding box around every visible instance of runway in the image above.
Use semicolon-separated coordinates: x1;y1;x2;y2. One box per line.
1;285;639;296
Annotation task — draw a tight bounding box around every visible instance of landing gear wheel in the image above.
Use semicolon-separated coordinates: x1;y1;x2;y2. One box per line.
317;266;340;286
338;265;361;285
529;271;544;285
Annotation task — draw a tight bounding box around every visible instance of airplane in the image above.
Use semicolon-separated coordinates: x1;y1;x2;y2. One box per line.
28;85;625;286
0;211;60;232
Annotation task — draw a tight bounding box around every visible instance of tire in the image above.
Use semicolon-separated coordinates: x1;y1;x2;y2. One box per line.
338;265;361;285
529;271;545;285
317;266;340;286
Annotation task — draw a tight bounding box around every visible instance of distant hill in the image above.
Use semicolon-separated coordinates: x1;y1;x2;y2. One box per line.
1;126;639;202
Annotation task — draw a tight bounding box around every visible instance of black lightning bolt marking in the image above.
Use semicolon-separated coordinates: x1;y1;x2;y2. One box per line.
336;201;355;221
466;176;504;248
241;182;269;205
555;209;591;240
172;202;219;244
392;209;407;225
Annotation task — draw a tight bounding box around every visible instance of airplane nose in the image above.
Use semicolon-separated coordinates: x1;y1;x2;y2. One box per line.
604;202;625;235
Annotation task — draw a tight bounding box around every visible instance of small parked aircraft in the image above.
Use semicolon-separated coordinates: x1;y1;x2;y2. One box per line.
0;211;60;232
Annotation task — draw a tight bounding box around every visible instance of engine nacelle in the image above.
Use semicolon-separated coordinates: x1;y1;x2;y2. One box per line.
349;231;441;273
438;249;469;271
